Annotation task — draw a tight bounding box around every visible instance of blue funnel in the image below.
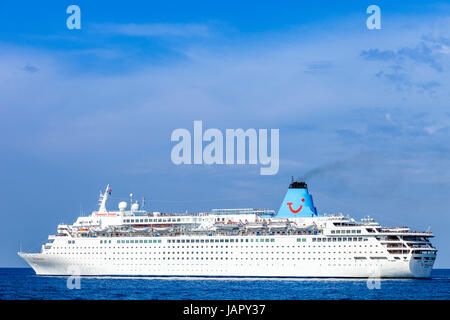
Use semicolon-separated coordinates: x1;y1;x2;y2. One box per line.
277;181;319;218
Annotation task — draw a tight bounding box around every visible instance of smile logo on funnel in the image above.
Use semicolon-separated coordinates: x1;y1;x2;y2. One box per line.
287;198;305;214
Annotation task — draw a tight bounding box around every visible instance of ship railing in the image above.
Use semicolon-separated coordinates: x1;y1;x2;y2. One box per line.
378;229;432;235
81;228;320;238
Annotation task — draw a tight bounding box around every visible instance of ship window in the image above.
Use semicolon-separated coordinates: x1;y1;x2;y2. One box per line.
331;230;335;234
336;230;340;234
352;230;356;233
271;239;275;242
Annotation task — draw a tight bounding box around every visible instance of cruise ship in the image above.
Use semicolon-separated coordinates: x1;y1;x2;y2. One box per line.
18;181;437;278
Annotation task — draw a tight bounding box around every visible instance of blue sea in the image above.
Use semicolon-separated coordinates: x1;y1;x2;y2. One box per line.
0;268;449;300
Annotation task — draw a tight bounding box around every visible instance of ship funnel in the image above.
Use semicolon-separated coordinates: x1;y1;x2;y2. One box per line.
277;180;320;218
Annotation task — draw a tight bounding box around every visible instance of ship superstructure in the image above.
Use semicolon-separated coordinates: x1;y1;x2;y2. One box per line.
19;181;437;278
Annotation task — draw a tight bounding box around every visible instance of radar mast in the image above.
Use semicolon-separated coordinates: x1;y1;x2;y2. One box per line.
97;184;110;214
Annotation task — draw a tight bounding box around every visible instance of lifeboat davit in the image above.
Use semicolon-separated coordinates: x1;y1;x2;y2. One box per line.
244;222;265;230
214;222;241;230
132;226;151;232
153;226;173;232
267;222;288;231
93;226;111;233
290;222;315;231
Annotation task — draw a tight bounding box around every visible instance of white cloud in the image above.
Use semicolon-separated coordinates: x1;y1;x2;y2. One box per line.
1;15;450;166
93;22;213;38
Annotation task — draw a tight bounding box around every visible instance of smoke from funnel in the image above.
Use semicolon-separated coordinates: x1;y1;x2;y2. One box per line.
299;153;380;184
301;158;351;181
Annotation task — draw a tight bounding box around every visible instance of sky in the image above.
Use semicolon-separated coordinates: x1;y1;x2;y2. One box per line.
0;0;450;267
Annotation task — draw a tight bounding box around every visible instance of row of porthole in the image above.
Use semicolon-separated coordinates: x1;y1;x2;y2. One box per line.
52;244;378;251
51;256;377;262
57;263;382;270
56;243;377;250
51;248;378;254
48;251;381;257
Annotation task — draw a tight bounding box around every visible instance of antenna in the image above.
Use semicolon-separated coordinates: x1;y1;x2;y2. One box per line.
129;193;134;206
141;197;145;210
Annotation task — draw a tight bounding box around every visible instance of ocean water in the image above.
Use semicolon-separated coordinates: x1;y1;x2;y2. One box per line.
0;268;449;300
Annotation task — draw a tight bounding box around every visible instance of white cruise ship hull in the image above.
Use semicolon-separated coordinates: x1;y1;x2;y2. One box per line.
19;254;433;278
18;235;435;279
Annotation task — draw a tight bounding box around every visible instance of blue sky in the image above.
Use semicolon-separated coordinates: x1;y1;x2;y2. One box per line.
1;0;450;267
